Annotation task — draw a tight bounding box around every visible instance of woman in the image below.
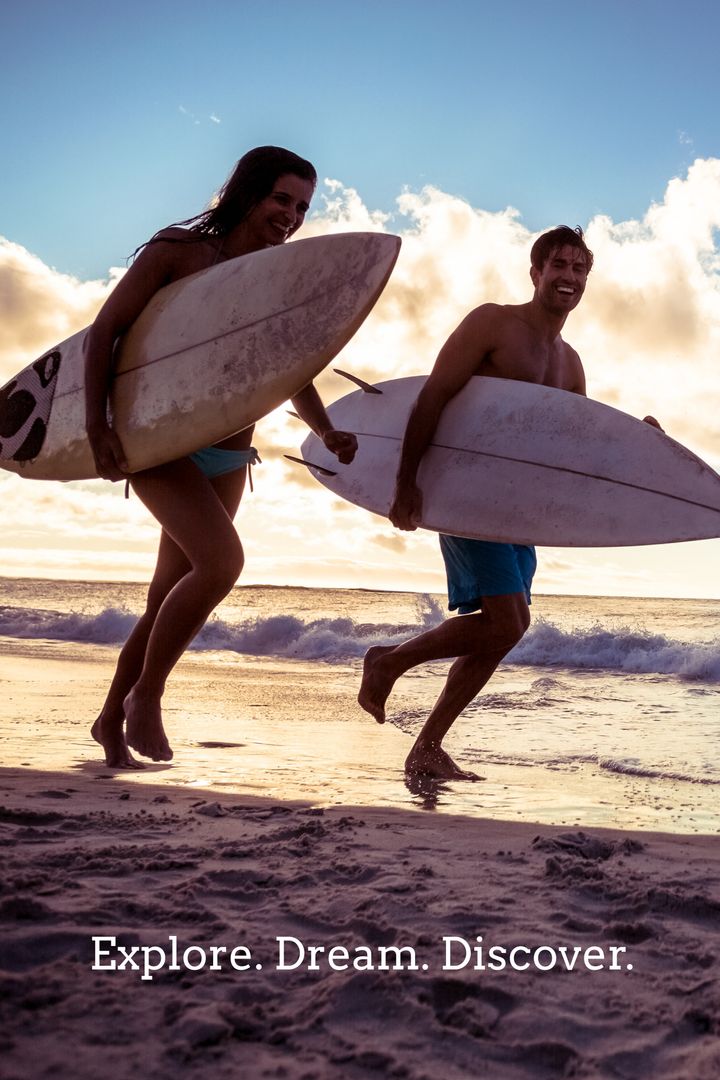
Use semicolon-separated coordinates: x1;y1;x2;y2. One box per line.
87;146;357;768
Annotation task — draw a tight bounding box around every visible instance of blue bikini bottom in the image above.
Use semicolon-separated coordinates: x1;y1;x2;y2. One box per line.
189;445;261;479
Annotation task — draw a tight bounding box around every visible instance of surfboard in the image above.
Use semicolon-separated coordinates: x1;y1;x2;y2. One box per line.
298;375;720;546
0;232;401;481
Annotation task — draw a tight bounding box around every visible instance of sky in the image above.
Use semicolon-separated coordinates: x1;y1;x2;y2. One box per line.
1;0;719;598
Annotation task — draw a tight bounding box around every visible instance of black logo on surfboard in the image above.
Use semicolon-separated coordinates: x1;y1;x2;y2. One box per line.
0;349;62;463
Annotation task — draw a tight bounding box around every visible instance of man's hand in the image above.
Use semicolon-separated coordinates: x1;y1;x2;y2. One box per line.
389;481;423;531
322;428;358;464
642;415;665;432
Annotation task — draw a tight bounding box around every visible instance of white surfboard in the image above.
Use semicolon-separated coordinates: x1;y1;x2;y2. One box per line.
298;375;720;546
0;232;400;481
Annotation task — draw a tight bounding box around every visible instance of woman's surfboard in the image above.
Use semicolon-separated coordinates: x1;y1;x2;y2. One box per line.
298;375;720;546
0;232;400;481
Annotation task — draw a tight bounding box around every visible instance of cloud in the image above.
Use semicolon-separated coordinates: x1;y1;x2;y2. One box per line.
0;237;121;377
372;532;409;554
178;104;201;126
178;106;221;126
305;158;720;464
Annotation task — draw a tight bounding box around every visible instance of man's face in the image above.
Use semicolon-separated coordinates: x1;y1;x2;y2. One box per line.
530;244;589;315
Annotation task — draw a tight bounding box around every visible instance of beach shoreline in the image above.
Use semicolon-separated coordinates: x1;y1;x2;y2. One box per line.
1;638;717;834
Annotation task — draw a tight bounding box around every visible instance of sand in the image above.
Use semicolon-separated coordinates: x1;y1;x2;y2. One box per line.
1;644;719;1079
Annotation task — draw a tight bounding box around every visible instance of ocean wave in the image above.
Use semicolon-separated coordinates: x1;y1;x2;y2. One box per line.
1;603;718;682
509;618;720;682
0;605;137;645
197;613;385;659
470;751;719;786
596;757;720;785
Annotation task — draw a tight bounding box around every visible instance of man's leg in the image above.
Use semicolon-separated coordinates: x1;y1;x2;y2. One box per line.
404;594;529;778
359;591;529;728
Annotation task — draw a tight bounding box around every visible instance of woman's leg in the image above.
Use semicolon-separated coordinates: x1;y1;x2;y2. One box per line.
91;531;191;767
93;458;248;764
123;459;247;761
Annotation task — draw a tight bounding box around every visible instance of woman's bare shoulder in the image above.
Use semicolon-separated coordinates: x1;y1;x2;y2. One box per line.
138;228;219;280
149;226;197;244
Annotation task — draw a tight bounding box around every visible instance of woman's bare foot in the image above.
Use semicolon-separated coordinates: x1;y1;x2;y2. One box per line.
124;688;173;762
91;713;144;769
405;742;483;781
357;645;397;724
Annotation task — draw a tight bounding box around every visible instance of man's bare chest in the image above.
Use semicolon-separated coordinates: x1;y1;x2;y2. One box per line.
481;338;572;389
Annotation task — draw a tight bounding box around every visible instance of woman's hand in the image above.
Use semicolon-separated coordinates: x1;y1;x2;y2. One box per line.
89;424;129;482
322;428;358;464
290;385;358;464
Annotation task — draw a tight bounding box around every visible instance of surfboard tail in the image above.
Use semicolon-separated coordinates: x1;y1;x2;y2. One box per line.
284;454;337;478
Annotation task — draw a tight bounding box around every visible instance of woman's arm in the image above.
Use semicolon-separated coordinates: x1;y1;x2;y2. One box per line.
84;242;174;480
291;382;358;464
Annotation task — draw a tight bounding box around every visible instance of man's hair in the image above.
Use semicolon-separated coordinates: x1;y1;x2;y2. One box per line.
530;226;594;274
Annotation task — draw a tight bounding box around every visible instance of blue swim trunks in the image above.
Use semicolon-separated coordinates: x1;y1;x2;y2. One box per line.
189;445;261;479
439;534;537;614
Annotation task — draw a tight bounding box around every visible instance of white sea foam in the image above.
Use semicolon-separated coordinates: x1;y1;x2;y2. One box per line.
0;605;137;644
1;603;718;683
595;757;720;785
510;618;720;682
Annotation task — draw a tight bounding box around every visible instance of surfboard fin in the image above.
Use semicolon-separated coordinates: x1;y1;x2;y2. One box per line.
284;454;337;477
333;369;383;394
286;410;300;419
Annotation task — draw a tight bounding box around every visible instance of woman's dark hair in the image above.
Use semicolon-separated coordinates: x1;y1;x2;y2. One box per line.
530;225;594;273
183;145;317;236
133;146;316;257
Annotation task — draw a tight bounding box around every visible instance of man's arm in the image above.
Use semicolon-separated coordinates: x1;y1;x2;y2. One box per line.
389;306;493;529
564;344;587;396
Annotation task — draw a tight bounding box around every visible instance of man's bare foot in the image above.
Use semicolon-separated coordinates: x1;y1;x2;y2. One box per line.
405;743;483;781
91;714;144;769
124;688;173;762
358;645;397;724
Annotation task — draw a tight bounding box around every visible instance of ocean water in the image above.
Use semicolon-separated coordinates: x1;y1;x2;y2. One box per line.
1;577;719;829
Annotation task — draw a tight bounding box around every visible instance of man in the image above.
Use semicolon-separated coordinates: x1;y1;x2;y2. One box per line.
358;226;658;780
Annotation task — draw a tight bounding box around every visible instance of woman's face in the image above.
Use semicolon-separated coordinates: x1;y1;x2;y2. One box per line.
243;173;315;248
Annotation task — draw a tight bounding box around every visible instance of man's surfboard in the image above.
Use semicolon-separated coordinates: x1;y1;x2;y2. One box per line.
0;232;400;481
298;375;720;546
